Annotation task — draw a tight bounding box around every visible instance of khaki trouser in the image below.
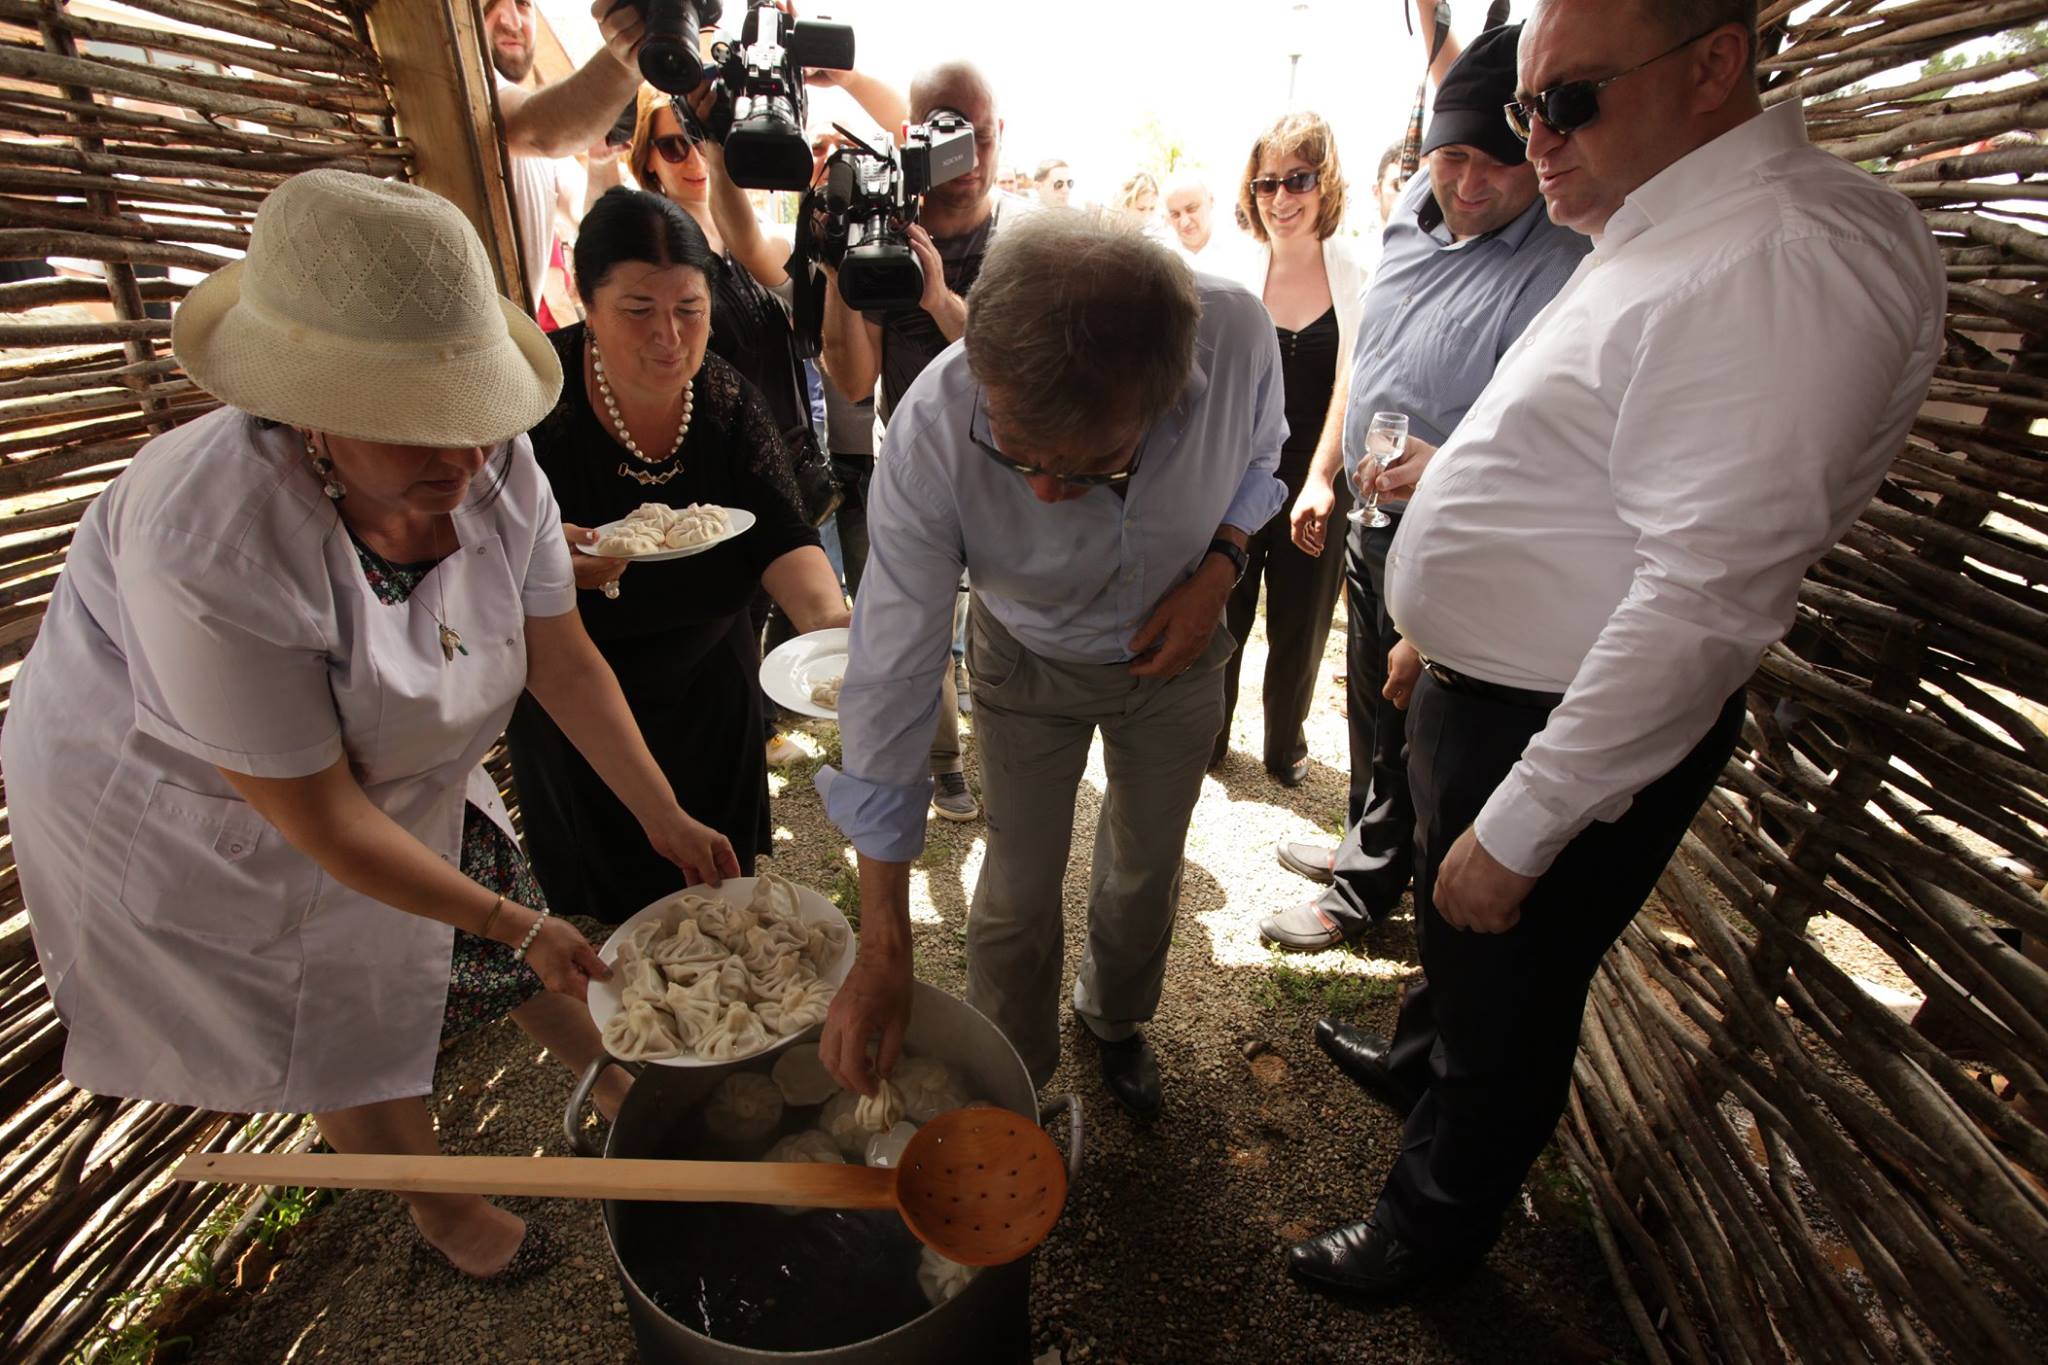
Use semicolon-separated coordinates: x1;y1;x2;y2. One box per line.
962;599;1231;1087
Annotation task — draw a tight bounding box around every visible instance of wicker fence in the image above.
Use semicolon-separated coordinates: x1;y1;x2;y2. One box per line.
1;0;2046;1361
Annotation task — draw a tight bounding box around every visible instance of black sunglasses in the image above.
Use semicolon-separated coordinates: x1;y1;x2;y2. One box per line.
650;130;701;165
1505;27;1718;141
970;393;1139;487
1248;168;1319;198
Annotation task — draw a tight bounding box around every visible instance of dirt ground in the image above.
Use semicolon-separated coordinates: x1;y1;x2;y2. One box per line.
189;607;1642;1364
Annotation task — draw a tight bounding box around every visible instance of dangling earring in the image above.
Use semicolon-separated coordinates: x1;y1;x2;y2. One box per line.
305;433;345;501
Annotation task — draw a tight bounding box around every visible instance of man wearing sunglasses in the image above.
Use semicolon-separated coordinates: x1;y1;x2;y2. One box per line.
1266;18;1586;955
1287;0;1943;1301
814;215;1287;1120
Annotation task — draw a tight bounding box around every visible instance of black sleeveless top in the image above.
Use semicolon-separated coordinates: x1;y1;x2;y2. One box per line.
1276;305;1340;455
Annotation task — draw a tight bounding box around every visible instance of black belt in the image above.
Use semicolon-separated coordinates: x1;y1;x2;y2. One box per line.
1418;657;1564;710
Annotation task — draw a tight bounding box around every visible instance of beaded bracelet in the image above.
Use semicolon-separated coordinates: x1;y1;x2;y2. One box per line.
515;906;551;961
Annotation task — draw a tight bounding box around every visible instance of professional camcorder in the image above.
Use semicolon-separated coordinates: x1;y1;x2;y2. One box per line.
652;0;854;190
792;113;977;320
621;0;721;99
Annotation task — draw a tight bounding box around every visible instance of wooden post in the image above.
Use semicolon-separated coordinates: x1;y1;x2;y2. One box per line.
366;0;529;307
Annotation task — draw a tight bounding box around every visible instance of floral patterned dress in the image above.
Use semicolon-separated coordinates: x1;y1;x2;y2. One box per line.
353;534;545;1040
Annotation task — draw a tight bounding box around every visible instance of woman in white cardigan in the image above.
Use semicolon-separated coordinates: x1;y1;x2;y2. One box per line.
1213;112;1369;786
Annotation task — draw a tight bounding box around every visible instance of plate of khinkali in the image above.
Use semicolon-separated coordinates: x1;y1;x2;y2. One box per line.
588;873;854;1067
586;502;754;561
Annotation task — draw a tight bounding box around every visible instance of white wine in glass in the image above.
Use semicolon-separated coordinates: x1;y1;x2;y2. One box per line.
1350;411;1409;527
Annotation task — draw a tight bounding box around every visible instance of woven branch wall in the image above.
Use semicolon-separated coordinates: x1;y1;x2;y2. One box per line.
0;2;410;1359
0;0;2044;1361
1559;2;2048;1361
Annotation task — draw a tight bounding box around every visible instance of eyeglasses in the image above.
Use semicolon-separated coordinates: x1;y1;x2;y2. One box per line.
970;393;1139;487
1249;169;1319;198
1048;177;1075;190
1505;27;1717;141
650;130;701;165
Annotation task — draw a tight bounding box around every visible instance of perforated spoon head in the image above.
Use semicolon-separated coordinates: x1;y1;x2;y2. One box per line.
892;1107;1067;1266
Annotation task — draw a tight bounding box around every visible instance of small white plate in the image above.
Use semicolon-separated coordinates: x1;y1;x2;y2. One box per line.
585;506;755;561
586;876;855;1068
761;627;849;721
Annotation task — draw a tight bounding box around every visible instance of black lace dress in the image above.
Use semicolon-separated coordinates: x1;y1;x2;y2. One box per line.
505;324;818;924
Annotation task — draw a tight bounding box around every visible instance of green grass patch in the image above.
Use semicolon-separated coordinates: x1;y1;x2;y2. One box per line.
829;865;861;929
1251;950;1402;1019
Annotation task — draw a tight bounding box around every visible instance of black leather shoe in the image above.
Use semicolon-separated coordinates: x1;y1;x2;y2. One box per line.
1271;757;1310;788
1089;1028;1162;1118
1314;1019;1419;1117
1288;1217;1469;1299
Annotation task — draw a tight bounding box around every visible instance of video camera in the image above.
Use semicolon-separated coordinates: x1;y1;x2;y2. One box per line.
792;114;978;321
625;0;854;191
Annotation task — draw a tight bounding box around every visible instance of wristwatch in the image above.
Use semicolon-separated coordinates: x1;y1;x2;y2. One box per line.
1204;538;1249;584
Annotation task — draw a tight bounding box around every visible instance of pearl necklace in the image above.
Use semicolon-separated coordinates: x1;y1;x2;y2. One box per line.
591;338;692;485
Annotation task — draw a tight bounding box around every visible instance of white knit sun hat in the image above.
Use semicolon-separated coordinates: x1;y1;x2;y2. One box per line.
173;170;562;447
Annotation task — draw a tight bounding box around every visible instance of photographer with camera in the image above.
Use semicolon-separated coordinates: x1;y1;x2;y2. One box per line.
812;61;1026;823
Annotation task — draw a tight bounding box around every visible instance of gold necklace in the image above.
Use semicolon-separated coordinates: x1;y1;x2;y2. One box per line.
309;435;467;662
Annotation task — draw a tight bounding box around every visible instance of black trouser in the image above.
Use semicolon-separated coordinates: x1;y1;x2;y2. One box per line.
832;452;873;601
1371;672;1746;1258
1215;450;1348;772
1315;513;1411;935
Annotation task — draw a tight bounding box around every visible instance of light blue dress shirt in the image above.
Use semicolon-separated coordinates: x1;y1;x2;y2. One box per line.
1342;175;1589;475
818;274;1289;861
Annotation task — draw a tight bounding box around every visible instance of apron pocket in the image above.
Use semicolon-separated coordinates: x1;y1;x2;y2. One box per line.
117;779;317;943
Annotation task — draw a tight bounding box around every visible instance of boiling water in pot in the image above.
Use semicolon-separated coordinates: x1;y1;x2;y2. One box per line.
613;1051;962;1352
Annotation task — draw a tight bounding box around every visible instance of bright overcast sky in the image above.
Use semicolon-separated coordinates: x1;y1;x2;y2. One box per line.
542;0;1437;233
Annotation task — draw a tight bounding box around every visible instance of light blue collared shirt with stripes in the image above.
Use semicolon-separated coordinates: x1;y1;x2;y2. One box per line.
818;274;1289;861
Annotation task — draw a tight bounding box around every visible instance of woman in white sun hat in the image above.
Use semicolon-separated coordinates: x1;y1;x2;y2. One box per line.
3;170;738;1281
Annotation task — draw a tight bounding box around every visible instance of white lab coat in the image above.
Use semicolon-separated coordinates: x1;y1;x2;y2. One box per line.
4;407;576;1113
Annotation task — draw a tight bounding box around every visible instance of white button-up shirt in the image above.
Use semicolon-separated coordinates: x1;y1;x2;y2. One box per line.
1387;101;1944;876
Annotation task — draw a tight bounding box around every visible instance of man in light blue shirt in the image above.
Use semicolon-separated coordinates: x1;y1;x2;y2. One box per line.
815;213;1288;1116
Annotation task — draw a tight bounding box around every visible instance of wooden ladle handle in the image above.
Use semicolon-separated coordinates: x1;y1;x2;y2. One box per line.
176;1151;899;1209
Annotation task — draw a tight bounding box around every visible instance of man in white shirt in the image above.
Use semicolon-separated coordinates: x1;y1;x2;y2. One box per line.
488;0;649;308
1287;0;1943;1298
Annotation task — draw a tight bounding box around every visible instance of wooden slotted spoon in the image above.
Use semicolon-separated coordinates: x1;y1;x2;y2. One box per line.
176;1107;1066;1267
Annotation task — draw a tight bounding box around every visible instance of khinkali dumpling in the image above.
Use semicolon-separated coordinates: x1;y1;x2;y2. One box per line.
602;997;683;1061
703;1071;785;1147
695;898;759;947
698;1002;774;1060
711;954;754;1004
765;1128;844;1164
864;1121;918;1168
631;915;726;968
819;1080;906;1153
917;1246;977;1305
757;976;834;1035
748;871;805;926
802;919;850;970
737;921;806;975
771;1044;837;1106
615;958;668;1007
663;972;724;1047
892;1056;969;1123
746;951;809;997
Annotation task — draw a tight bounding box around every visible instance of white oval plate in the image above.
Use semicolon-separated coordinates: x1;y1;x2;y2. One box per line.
760;627;849;721
584;506;755;562
586;875;854;1068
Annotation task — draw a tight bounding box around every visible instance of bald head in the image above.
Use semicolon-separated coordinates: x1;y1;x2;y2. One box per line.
908;60;1002;225
1162;174;1215;253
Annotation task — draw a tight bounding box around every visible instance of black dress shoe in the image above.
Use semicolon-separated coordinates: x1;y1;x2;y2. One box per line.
1089;1028;1162;1118
1288;1217;1469;1299
1271;757;1310;788
1314;1019;1419;1117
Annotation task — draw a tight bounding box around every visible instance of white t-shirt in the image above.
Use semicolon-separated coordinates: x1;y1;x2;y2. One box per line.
499;74;559;309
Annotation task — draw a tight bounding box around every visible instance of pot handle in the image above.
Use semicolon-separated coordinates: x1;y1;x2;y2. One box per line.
564;1056;636;1157
1039;1092;1084;1181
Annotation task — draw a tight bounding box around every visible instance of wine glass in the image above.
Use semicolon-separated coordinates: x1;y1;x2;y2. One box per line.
1349;411;1408;527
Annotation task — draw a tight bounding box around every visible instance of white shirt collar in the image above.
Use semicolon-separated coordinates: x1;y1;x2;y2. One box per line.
1596;99;1807;249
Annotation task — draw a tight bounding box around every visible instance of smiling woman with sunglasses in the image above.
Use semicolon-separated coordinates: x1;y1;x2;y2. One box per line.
1215;111;1370;786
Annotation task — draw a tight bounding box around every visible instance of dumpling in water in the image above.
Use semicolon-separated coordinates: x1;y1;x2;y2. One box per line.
756;976;834;1035
818;1079;904;1156
703;1071;786;1147
763;1127;845;1215
864;1121;918;1168
697;1002;774;1060
771;1044;838;1106
917;1246;977;1306
601;997;683;1062
891;1055;969;1123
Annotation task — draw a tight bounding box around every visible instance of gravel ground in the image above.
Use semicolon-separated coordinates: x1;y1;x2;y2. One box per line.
190;608;1640;1364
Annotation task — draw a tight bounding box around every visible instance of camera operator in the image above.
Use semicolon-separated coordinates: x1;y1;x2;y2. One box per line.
488;0;651;308
816;60;1027;825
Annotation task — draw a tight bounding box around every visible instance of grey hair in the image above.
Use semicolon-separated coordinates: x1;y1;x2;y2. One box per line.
1638;0;1758;73
909;60;996;122
965;211;1200;458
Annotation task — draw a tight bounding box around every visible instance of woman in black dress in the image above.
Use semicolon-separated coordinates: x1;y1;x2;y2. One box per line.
506;189;849;924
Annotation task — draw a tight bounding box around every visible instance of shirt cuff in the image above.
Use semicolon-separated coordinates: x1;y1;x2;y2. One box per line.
817;764;931;863
1220;470;1287;536
522;582;578;618
133;703;346;780
1471;766;1584;880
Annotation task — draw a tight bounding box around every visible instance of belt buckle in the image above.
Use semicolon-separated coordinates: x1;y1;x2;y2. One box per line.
1421;658;1458;689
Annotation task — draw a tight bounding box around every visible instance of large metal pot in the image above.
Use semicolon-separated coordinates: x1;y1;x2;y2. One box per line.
566;983;1082;1364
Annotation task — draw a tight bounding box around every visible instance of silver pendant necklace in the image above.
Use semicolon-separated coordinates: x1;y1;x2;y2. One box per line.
591;337;692;485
